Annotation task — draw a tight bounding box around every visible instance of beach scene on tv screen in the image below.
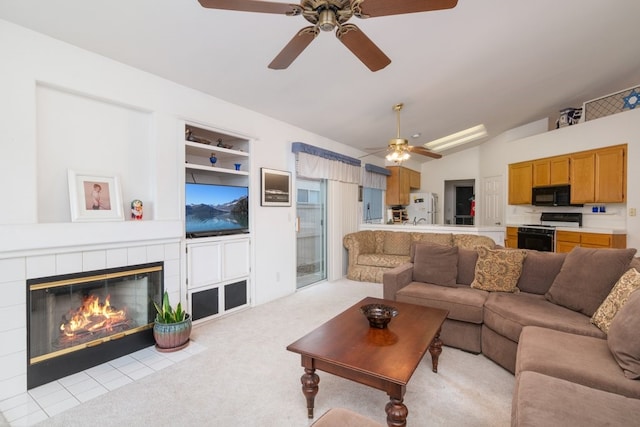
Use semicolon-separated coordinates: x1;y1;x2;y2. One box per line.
185;184;248;234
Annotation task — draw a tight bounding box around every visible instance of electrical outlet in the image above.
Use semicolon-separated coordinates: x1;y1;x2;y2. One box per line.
630;208;637;217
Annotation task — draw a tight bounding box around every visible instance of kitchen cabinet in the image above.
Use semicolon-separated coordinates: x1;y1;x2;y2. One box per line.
508;161;533;205
570;145;626;204
532;155;570;187
555;230;626;253
386;166;420;206
505;227;518;248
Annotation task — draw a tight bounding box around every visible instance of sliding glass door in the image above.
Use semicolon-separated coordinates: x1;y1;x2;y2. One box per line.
295;178;327;288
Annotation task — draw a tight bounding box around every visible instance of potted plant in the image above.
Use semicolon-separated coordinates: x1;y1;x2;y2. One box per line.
153;291;192;352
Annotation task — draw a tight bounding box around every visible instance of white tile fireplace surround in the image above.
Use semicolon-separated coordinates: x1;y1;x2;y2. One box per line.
0;238;182;403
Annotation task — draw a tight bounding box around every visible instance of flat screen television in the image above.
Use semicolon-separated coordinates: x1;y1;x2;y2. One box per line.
185;183;249;238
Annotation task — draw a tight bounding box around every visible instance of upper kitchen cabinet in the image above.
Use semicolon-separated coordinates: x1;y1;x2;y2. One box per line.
386;166;420;206
508;161;533;205
532;155;570;187
570;144;626;204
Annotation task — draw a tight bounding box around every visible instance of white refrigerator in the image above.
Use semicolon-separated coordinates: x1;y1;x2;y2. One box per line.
406;193;438;224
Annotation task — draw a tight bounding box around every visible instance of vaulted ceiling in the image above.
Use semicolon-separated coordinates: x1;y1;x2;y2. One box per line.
2;0;639;161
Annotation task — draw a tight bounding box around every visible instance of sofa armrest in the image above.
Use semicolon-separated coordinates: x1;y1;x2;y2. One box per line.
383;262;414;300
343;232;375;268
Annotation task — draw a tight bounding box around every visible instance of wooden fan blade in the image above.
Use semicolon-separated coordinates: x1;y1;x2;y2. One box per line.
336;24;391;72
356;0;458;18
408;146;442;159
269;27;318;69
198;0;298;15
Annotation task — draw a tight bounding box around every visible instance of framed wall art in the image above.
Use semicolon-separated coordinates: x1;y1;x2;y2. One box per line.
261;168;291;207
67;170;124;221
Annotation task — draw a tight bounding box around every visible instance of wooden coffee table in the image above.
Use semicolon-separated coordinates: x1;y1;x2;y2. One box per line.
286;296;448;427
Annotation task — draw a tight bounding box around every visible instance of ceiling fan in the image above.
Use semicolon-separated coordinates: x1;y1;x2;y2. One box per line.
197;0;458;71
384;103;442;162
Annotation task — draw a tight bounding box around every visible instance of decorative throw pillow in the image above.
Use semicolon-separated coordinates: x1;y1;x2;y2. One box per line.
607;288;640;379
516;250;567;295
545;247;637;317
457;248;479;286
412;243;459;287
591;268;640;333
470;247;527;292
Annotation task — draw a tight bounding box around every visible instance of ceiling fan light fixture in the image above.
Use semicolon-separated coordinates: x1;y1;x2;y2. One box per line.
424;124;487;152
318;8;337;31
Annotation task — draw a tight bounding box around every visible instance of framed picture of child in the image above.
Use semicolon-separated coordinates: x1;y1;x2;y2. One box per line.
67;170;124;222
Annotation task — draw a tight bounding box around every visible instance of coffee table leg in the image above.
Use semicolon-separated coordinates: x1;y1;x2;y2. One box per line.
429;328;443;373
301;367;319;418
385;396;408;427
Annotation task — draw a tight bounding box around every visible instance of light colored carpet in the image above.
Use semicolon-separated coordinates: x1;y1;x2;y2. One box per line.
35;279;514;426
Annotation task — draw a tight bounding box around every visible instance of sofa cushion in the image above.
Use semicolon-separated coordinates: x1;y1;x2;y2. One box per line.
410;233;453;260
545;247;637;317
483;292;605;344
515;326;640;398
412;243;458;287
592;268;640;333
357;254;410;268
453;234;496;250
470;247;526;292
383;232;412;255
512;371;640;427
608;288;640;379
516;250;566;295
457;248;479;286
396;282;488;324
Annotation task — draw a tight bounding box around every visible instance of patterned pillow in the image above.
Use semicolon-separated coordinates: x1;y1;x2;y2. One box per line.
591;268;640;333
471;247;527;292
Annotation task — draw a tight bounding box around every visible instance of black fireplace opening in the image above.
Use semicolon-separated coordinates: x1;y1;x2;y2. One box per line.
27;262;164;389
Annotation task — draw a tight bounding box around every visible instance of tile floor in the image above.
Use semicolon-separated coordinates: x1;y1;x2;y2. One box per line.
0;341;206;426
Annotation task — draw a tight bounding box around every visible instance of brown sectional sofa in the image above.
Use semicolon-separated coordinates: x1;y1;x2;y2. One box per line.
382;241;640;426
343;230;496;283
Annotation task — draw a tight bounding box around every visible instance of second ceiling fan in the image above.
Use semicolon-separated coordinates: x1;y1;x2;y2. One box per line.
198;0;458;71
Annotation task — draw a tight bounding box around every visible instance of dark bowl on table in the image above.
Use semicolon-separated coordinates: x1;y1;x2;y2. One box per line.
360;303;399;329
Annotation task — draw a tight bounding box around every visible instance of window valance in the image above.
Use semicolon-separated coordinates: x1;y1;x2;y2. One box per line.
292;142;361;183
362;163;390;190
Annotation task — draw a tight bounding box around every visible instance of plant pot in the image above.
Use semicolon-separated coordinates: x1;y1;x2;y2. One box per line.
153;314;192;352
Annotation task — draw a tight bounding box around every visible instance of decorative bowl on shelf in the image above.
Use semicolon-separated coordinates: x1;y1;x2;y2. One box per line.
360;303;399;329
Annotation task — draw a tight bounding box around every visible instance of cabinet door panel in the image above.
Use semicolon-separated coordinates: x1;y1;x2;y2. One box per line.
595;146;625;202
223;239;250;280
569;152;595;203
188;243;222;287
549;156;570;185
532;160;550;187
508;162;533;205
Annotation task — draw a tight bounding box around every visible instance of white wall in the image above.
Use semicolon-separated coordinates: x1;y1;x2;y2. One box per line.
0;19;365;305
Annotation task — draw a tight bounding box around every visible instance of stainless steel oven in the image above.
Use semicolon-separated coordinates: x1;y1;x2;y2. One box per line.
517;226;555;252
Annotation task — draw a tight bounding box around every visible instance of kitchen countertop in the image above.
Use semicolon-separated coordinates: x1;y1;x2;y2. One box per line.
361;223;505;232
507;224;626;234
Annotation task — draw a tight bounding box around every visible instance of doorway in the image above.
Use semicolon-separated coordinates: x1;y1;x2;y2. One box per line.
444;179;475;225
296;178;327;288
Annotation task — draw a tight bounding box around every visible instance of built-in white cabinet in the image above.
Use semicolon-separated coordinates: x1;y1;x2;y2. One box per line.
183;122;252;323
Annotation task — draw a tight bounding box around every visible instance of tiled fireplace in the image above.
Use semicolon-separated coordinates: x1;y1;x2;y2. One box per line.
0;239;182;402
27;262;164;389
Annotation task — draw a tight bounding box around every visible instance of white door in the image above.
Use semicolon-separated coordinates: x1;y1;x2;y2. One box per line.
482;175;504;226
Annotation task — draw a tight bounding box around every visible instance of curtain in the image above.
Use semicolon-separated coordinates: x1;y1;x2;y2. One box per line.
292;142;361;183
362;163;390;190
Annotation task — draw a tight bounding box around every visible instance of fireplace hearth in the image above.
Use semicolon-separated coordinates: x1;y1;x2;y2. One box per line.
27;262;163;389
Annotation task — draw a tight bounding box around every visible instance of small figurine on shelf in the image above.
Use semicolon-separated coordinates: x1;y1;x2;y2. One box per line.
234;163;241;171
209;153;217;167
131;199;143;220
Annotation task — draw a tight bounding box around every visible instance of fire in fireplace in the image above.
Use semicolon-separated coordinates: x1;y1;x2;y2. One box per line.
27;262;164;389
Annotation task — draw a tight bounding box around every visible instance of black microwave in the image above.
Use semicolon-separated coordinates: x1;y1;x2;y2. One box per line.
532;185;579;206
